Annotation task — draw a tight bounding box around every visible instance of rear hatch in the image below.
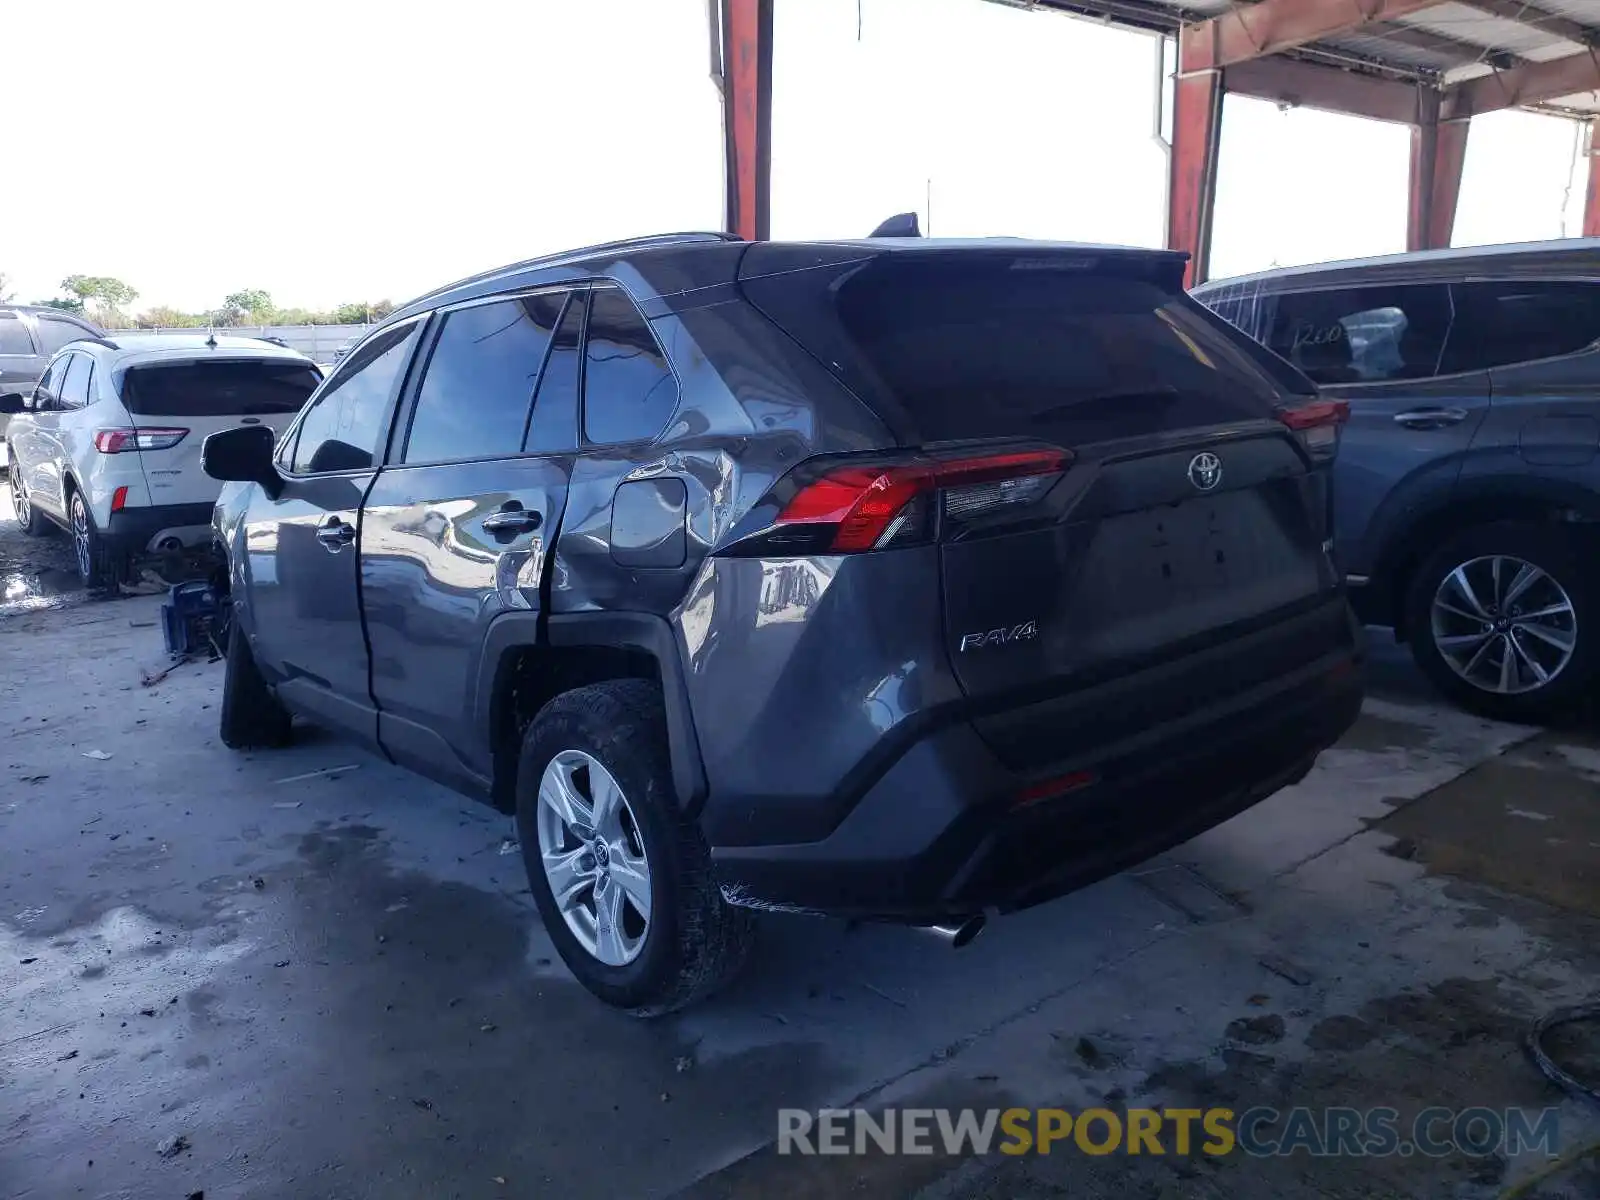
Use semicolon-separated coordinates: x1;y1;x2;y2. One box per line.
738;242;1344;771
115;358;319;506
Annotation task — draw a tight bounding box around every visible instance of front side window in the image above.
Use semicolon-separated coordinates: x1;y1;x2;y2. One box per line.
289;320;421;474
582;287;677;446
1443;280;1600;373
36;316;94;355
0;313;35;356
1264;284;1453;385
403;292;566;465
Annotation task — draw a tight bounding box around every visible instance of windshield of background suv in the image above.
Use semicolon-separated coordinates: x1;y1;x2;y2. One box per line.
119;359;321;417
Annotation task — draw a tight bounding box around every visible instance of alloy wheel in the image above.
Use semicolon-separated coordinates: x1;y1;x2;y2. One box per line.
1430;554;1577;696
71;495;92;581
535;749;653;966
9;469;28;527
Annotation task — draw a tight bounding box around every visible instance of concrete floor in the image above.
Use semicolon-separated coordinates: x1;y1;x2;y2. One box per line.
4;493;1600;1200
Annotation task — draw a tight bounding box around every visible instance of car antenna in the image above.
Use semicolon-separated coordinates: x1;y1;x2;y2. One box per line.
869;212;922;238
205;332;218;348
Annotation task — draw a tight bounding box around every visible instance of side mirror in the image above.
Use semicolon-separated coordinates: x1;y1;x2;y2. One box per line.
0;392;27;415
202;425;283;498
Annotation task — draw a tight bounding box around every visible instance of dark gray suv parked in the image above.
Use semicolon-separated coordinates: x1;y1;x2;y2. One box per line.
0;306;103;439
1196;241;1600;722
203;232;1363;1012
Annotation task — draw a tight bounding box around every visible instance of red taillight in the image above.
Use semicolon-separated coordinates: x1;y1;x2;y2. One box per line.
764;447;1070;555
111;486;128;512
94;427;189;454
1277;400;1348;459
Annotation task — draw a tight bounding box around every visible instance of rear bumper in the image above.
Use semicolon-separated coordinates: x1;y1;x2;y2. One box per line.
710;609;1364;921
104;502;217;554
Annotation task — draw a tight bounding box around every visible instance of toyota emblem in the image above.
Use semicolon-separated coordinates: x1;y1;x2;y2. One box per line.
1187;452;1222;492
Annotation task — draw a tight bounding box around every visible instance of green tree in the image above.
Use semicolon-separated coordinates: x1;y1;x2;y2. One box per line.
135;306;205;329
0;272;14;303
34;297;86;314
223;289;274;321
61;275;138;326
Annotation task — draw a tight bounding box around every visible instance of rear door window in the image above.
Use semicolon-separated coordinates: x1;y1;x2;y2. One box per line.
0;313;35;355
527;292;584;454
1264;284;1453;384
581;287;677;446
36;316;94;355
1443;280;1600;372
57;353;92;409
120;359;321;417
402;292;565;465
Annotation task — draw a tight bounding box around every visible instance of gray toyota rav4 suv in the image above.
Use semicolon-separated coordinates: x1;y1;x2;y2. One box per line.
1196;241;1600;722
202;232;1364;1013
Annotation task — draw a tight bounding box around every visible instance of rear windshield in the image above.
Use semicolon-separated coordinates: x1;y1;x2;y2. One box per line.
745;255;1308;445
119;359;320;417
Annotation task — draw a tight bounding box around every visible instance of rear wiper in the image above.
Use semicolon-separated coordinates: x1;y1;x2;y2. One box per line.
1028;386;1178;422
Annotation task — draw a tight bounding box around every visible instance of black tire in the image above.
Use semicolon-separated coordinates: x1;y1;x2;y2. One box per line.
9;466;50;537
68;489;123;591
1405;522;1599;723
219;618;293;749
515;680;754;1015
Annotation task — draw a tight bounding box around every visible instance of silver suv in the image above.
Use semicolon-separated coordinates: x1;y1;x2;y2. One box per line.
0;306;103;439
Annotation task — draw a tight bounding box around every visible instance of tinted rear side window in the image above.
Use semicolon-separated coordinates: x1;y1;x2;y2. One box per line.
404;292;565;465
121;360;321;417
36;316;94;355
745;254;1292;445
1444;280;1600;372
1265;284;1452;384
0;314;34;355
582;287;677;446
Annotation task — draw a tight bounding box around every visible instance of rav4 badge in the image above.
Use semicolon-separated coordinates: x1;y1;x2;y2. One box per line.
959;620;1039;652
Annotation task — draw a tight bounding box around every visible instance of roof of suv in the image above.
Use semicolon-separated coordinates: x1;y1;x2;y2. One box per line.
1195;237;1600;294
389;231;1186;325
1;304;104;324
65;333;314;370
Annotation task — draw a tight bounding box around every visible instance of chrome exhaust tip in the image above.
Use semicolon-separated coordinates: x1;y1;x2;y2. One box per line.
925;913;987;949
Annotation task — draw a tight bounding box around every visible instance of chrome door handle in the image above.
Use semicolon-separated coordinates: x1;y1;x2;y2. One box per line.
315;518;355;548
1394;407;1468;429
482;508;542;534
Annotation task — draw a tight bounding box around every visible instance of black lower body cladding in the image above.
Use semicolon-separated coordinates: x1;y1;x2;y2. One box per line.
708;597;1364;921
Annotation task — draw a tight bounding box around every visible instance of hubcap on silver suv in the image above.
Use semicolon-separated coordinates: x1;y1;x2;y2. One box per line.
535;749;652;966
1430;554;1577;695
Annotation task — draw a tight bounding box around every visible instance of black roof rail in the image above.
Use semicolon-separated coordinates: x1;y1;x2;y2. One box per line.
401;231;743;311
73;336;120;351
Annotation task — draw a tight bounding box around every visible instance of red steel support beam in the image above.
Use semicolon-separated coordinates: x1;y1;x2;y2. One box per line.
1407;93;1469;251
1584;123;1600;238
1181;0;1448;73
1168;65;1224;287
1226;57;1426;125
721;0;774;241
1448;49;1600;117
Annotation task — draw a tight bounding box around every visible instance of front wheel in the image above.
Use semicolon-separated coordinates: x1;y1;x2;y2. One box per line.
9;467;49;537
1406;522;1598;723
219;618;293;749
515;680;754;1015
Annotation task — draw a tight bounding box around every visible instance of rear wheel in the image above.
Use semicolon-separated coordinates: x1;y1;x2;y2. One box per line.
219;618;293;749
69;490;123;590
515;680;754;1015
9;466;49;537
1406;522;1597;723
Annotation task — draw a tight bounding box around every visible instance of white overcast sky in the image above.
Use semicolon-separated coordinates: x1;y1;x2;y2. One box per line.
2;0;1587;312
